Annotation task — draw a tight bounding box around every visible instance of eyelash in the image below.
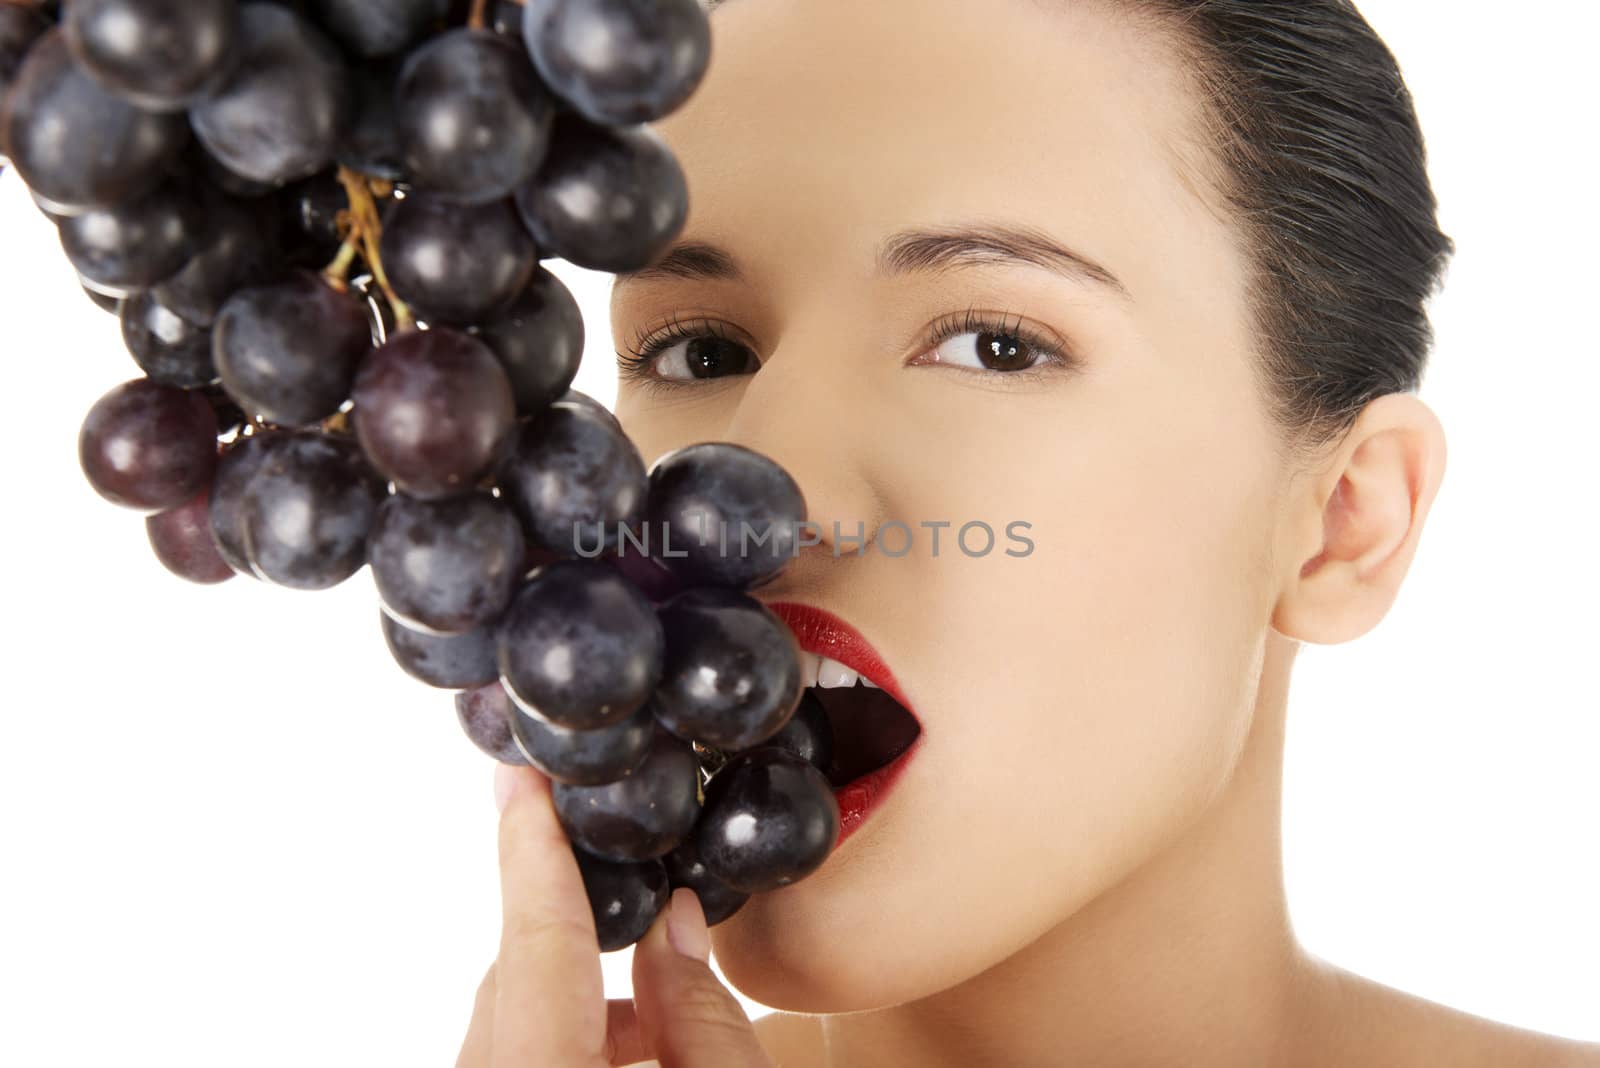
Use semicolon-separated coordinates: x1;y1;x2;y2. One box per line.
615;306;1080;394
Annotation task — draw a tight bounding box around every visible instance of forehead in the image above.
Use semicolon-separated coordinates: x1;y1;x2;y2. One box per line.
633;0;1226;308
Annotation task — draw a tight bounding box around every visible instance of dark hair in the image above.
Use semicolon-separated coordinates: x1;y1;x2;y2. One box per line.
701;0;1455;464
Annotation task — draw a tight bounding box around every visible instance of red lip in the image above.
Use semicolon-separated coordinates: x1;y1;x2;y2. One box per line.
761;602;923;848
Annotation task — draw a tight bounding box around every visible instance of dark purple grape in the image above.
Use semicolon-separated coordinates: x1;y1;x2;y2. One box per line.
349;327;516;499
558;388;620;429
189;4;350;185
551;728;700;862
2;29;189;209
645;442;807;590
395;28;554;203
275;170;346;268
497;558;663;730
695;748;839;894
488;0;522;36
58;180;200;291
754;689;833;775
152;194;282;327
79;378;217;513
520;0;710;126
598;547;684;604
213;271;372;426
307;0;448;58
381;607;499;689
209;431;276;575
507;691;655;787
0;6;48;95
514;115;687;273
378;194;534;324
238;429;386;589
120;290;217;388
337;58;405;181
663;836;749;927
189;140;280;199
368;490;524;635
496;399;647;558
81;283;123;315
454;680;533;765
64;0;237;111
471;267;583;415
572;848;668;953
146;487;235;584
653;586;804;751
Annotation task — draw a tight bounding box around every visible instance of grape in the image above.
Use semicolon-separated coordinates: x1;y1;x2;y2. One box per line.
81;283;124;315
209;431;276;576
663;836;749;927
275;170;347;268
237;429;386;589
188;140;279;199
198;385;249;439
349;327;516;499
652;586;805;751
367;490;524;635
79;378;217;513
189;3;350;185
695;748;839;894
152;194;282;328
754;688;833;775
551;727;700;862
497;558;663;730
454;680;534;766
146;486;236;585
2;29;189;209
598;548;684;605
487;0;523;37
506;691;656;786
471;267;584;415
213;271;373;427
496;398;648;558
395;28;554;203
558;388;621;430
514;114;688;273
378;194;534;325
307;0;449;59
381;607;500;689
57;179;200;291
63;0;238;111
572;848;669;953
338;59;405;181
520;0;711;126
120;290;217;388
0;6;47;98
644;442;808;590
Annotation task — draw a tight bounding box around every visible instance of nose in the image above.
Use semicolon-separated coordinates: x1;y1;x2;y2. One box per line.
685;342;888;564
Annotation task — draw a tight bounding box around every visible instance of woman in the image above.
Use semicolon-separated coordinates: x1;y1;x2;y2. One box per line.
458;0;1598;1064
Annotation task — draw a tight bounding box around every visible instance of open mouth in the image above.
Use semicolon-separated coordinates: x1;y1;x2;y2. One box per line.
798;658;922;788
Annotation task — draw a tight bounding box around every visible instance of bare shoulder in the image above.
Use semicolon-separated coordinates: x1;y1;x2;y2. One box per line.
1301;961;1600;1067
753;1011;823;1068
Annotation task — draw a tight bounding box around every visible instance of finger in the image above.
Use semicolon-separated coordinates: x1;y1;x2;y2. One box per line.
604;998;652;1067
632;887;774;1068
491;762;609;1068
453;959;497;1068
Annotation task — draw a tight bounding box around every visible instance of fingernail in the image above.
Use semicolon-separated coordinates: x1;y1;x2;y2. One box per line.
666;886;710;963
493;762;522;814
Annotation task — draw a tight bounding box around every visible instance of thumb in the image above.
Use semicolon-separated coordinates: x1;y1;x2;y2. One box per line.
631;886;774;1068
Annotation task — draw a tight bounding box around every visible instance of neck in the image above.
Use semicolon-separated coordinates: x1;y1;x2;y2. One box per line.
820;630;1323;1068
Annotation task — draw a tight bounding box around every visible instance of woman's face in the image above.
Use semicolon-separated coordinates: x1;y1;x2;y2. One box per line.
611;0;1290;1011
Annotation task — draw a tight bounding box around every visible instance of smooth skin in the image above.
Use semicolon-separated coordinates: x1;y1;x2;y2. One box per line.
458;0;1600;1065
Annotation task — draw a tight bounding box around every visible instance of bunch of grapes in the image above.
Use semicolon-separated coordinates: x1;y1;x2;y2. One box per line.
0;0;844;951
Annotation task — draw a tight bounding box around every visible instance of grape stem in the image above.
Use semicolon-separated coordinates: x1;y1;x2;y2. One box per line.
323;166;415;333
467;0;489;30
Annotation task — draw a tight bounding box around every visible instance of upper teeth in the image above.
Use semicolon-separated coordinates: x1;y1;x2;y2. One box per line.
799;651;881;689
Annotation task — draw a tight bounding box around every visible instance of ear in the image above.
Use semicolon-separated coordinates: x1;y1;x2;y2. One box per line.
1272;393;1448;644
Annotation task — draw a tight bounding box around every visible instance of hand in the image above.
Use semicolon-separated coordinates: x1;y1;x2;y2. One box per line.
455;762;775;1068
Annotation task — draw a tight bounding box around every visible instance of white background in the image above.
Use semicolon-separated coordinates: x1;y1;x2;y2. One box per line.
1;3;1596;1064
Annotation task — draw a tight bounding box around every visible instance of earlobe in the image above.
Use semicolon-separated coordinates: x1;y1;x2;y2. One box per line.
1271;393;1447;645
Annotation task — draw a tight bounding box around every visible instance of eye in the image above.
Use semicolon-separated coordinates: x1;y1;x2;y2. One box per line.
616;315;759;389
909;308;1077;378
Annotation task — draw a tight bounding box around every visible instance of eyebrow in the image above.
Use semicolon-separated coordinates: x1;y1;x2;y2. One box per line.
612;223;1132;302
